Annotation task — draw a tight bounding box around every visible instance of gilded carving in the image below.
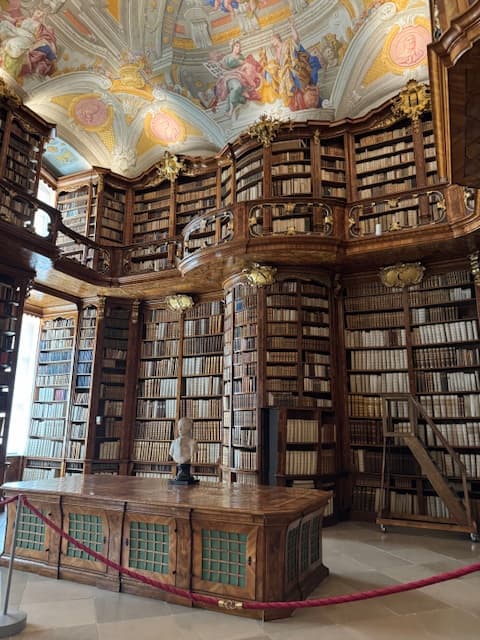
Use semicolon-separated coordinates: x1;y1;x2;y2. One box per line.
242;263;277;287
469;252;480;285
165;294;194;312
391;79;431;128
380;262;425;288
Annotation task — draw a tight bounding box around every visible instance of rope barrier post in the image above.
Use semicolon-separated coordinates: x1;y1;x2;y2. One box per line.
0;495;27;636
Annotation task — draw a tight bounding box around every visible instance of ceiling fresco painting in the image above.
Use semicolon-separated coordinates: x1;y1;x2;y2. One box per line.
0;0;432;178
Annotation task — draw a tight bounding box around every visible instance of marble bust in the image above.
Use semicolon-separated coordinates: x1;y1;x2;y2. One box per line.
169;417;199;484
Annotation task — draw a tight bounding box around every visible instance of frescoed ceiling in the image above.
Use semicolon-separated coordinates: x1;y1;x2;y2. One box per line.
0;0;432;177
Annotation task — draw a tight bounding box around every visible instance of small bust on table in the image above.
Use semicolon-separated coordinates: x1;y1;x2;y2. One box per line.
169;417;199;485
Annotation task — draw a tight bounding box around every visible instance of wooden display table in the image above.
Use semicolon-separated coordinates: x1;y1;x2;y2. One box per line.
1;476;330;619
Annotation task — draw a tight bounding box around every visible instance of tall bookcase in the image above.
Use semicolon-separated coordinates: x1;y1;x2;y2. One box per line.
23;312;77;480
235;146;263;202
0;268;30;482
98;184;127;244
182;300;224;481
89;299;139;475
132;299;224;481
133;305;179;479
65;303;98;476
343;262;480;523
222;273;336;488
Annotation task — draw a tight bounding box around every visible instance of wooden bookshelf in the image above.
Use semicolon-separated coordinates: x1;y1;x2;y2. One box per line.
270;138;312;197
64;304;98;476
98;184;126;244
264;279;332;408
132;183;171;245
223;279;259;485
175;172;217;234
320;136;347;199
1;113;46;195
132;305;179;479
264;406;338;522
0;270;30;483
343;264;480;524
92;301;133;474
235;147;263;202
219;161;233;207
23;313;76;480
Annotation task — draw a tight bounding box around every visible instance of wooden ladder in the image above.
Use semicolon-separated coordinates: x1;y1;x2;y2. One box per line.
377;394;478;540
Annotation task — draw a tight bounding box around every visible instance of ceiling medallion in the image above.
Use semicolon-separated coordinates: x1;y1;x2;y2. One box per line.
242;263;277;288
165;294;194;312
247;114;287;148
379;262;425;289
156;151;185;183
391;79;430;126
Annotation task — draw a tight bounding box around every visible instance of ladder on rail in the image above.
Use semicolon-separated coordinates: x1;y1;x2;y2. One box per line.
377;394;478;541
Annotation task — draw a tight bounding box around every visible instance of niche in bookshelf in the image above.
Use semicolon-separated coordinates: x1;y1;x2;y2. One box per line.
93;302;131;472
263;407;338;523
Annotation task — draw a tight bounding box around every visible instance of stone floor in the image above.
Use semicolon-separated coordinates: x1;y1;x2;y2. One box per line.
0;518;479;639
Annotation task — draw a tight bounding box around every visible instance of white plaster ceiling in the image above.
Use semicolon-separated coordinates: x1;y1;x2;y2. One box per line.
0;0;432;177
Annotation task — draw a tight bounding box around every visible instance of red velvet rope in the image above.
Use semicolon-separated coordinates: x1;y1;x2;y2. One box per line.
10;495;480;611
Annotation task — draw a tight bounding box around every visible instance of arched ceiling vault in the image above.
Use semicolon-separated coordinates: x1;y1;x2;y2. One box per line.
0;0;432;177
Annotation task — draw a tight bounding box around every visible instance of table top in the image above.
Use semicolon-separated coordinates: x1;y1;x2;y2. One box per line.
3;475;331;517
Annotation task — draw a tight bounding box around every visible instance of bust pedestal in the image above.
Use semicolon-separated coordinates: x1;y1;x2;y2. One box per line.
169;463;199;485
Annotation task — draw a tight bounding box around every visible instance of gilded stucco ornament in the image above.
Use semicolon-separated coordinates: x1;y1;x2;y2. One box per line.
155;151;185;183
380;262;425;288
391;79;431;129
242;263;277;287
469;252;480;285
165;294;194;312
247;114;287;148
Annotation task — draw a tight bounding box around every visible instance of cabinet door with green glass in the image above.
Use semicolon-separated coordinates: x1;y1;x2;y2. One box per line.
60;504;111;574
191;517;258;599
4;494;61;567
121;513;177;584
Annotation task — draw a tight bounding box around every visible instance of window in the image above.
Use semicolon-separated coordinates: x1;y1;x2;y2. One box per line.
7;314;40;455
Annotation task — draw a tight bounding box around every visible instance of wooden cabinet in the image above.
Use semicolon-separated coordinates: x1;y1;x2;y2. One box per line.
6;493;61;576
191;516;258;600
2;477;331;619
